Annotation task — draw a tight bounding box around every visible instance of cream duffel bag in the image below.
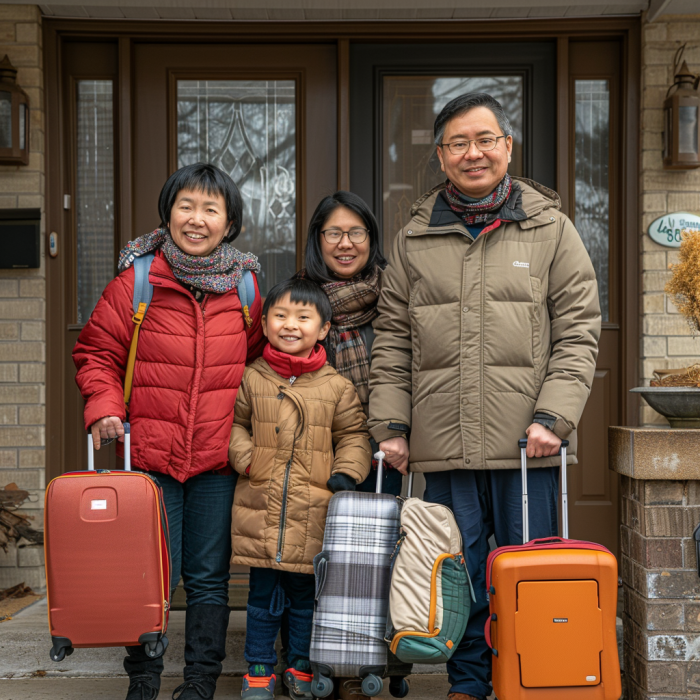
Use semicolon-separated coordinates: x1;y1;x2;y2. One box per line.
385;476;474;664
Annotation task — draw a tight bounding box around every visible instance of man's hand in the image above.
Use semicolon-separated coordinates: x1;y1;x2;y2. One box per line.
91;416;125;450
379;436;409;474
525;422;562;459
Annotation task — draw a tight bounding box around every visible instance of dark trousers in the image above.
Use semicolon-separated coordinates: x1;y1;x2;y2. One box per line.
246;567;315;670
356;465;403;496
423;467;559;700
155;471;238;606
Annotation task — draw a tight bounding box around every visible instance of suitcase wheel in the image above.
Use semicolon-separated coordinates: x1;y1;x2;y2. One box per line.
389;677;410;698
50;636;73;662
311;674;333;698
139;632;168;659
361;674;383;697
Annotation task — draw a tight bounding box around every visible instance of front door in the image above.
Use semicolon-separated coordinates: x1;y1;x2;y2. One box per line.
350;41;622;554
47;40;336;479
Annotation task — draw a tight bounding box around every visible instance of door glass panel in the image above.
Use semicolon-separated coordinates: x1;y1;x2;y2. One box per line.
177;80;296;295
382;76;524;247
574;79;610;322
76;80;115;324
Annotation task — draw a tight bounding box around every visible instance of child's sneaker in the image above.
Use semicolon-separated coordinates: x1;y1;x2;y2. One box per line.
283;667;313;700
241;672;276;699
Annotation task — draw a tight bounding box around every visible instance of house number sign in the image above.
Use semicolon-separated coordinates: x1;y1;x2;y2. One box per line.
648;212;700;248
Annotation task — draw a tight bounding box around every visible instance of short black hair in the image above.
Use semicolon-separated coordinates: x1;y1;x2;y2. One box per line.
158;163;243;242
263;277;333;325
303;191;387;284
434;92;513;146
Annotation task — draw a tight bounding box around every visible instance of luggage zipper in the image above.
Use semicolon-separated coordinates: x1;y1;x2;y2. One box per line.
276;457;293;563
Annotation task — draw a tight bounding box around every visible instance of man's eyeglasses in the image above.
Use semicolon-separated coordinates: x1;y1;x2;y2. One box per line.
321;228;369;244
439;135;508;156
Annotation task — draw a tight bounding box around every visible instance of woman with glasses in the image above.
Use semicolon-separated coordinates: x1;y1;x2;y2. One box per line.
297;192;398;492
295;192;409;700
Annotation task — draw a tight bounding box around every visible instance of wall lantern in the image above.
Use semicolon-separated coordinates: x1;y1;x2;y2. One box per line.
664;45;700;171
0;55;29;166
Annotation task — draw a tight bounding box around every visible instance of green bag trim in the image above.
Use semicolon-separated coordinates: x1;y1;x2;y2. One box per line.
393;555;471;664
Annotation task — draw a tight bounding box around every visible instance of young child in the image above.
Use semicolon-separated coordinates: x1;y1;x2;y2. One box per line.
229;277;371;700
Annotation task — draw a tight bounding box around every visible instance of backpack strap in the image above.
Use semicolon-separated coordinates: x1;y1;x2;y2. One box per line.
237;270;256;328
124;254;155;408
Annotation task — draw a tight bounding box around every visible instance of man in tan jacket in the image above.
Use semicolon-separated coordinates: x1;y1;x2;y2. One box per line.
368;93;601;700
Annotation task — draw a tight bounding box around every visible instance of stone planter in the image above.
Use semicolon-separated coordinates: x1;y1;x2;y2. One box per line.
630;387;700;428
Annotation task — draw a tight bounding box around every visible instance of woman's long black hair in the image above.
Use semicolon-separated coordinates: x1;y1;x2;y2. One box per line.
303;191;387;283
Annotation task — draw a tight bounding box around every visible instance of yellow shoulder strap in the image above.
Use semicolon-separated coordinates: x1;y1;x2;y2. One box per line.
123;302;148;408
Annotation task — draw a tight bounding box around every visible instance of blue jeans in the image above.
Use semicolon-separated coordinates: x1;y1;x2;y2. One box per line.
154;472;237;607
423;467;559;700
246;567;315;670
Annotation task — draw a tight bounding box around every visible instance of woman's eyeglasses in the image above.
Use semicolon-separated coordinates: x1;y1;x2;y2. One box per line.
321;228;369;244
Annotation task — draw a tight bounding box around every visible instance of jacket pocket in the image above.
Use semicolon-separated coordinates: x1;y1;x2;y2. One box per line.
530;277;543;394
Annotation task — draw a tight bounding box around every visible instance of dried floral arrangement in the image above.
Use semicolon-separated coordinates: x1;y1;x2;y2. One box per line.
666;228;700;334
651;365;700;388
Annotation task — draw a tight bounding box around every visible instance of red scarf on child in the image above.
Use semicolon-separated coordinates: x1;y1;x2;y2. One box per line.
262;343;327;379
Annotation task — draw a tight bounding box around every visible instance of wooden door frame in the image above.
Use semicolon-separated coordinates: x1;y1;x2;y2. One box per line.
44;16;640;483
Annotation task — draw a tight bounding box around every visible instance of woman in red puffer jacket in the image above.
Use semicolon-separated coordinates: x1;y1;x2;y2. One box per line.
73;163;264;700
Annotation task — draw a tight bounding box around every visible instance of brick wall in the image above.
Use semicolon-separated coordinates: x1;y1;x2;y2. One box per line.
621;475;700;697
0;4;45;592
641;13;700;426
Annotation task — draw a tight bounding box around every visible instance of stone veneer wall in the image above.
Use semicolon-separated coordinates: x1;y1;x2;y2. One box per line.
0;4;45;592
641;13;700;426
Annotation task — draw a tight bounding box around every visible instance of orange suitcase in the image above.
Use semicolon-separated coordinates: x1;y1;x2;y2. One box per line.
45;424;171;662
485;439;621;700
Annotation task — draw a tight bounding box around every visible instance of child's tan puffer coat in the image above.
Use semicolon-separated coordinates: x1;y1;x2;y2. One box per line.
229;356;371;574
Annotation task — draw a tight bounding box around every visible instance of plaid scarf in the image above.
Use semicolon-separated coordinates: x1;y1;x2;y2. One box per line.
444;173;512;225
118;228;260;294
298;267;380;407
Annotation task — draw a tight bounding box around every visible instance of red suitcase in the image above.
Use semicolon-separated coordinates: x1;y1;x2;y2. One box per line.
45;423;171;662
485;439;621;700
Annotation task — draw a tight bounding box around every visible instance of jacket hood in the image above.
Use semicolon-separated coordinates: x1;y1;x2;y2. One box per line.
409;177;561;228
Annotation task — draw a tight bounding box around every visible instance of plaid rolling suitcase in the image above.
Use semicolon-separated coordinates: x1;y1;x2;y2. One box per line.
45;424;171;662
310;452;403;698
485;439;621;700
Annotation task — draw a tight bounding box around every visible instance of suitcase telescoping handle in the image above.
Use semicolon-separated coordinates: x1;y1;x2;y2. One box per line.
87;422;131;471
517;437;569;544
374;451;386;494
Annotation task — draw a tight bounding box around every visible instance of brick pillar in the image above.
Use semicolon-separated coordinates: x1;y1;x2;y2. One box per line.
612;427;700;699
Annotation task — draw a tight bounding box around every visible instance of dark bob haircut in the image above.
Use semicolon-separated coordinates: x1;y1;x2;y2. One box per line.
158;162;244;242
303;191;386;284
434;92;513;147
263;277;333;326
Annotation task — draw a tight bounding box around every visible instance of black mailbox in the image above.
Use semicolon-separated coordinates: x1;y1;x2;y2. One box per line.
0;208;41;269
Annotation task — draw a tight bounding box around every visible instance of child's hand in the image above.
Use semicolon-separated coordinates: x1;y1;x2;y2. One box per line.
91;417;124;450
327;473;356;494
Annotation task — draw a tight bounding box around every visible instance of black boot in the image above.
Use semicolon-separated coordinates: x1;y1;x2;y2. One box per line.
124;644;164;700
172;604;230;699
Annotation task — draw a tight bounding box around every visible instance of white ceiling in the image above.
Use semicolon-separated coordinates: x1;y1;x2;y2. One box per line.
15;0;699;20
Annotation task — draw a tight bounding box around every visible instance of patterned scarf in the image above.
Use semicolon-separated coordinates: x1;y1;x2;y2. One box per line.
298;266;381;407
118;228;260;294
444;173;512;225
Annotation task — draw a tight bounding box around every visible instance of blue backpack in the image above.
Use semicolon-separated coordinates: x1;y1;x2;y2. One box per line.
123;253;256;407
